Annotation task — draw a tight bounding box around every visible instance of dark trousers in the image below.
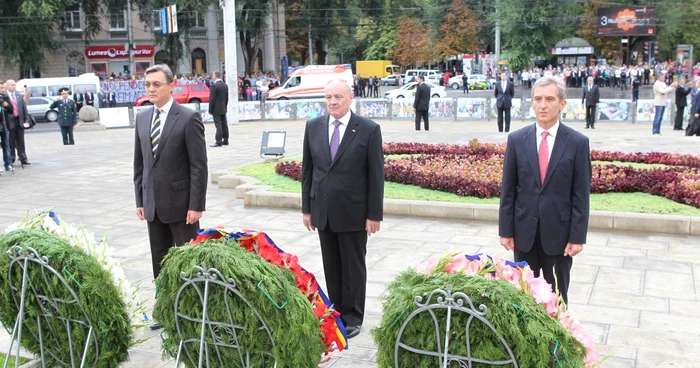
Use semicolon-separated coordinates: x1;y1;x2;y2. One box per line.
318;225;367;328
415;109;429;131
373;85;379;97
514;228;573;304
213;114;229;144
674;106;686;130
8;124;27;163
147;211;199;278
585;105;596;128
632;89;639;102
60;126;75;145
497;107;511;132
0;128;10;169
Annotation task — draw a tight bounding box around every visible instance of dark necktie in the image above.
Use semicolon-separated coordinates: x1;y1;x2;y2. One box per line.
329;120;341;160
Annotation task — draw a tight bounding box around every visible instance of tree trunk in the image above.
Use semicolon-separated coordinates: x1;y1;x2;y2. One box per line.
315;39;327;65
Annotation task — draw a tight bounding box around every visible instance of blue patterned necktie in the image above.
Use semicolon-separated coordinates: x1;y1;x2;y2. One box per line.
151;108;162;158
329;120;341;160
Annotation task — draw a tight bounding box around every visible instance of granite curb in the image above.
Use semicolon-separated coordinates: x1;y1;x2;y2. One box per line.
211;171;700;236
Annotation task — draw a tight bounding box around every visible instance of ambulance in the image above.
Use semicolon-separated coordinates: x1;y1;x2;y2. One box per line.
266;65;353;100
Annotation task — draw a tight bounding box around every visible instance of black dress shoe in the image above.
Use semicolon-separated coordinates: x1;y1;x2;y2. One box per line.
150;321;163;330
222;142;229;146
346;325;361;339
209;144;222;147
21;161;30;165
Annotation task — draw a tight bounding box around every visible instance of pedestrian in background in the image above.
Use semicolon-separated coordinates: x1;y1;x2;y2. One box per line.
652;74;677;135
413;75;431;131
50;87;78;145
674;77;692;131
582;77;600;129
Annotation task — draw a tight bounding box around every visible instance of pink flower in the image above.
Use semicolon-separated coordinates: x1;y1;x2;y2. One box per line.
527;276;557;316
498;265;523;290
444;255;469;274
417;256;440;275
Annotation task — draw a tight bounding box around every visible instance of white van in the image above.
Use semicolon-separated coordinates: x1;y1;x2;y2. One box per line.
18;73;101;98
267;65;353;100
405;69;439;78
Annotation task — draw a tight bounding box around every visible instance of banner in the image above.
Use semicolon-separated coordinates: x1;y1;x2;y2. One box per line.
429;98;455;119
100;81;146;104
597;7;655;36
161;5;178;34
359;100;390;119
456;98;487;119
99;107;131;128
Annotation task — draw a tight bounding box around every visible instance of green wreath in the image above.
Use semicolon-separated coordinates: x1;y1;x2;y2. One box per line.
372;271;587;368
153;238;325;368
0;229;132;367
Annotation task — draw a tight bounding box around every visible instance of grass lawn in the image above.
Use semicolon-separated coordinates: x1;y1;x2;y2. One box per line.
232;161;700;217
0;353;28;366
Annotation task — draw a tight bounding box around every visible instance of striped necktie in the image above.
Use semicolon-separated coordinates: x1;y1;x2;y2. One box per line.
151;108;163;158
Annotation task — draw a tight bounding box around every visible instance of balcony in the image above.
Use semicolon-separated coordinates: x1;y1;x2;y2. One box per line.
64;31;83;40
110;31;127;39
190;29;207;38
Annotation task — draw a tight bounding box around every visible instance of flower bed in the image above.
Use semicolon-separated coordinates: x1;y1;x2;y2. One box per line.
372;253;603;368
276;141;700;208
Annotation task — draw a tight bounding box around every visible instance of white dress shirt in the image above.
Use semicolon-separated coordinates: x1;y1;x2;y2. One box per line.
328;109;351;145
501;81;508;92
535;121;560;160
151;97;175;131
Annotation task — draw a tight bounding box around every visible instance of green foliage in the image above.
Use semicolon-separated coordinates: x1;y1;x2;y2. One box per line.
0;229;131;367
153;239;324;368
494;0;580;68
372;270;586;367
355;18;399;60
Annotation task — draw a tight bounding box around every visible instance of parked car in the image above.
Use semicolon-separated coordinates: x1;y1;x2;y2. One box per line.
26;97;59;122
135;84;210;106
448;74;496;90
380;75;401;86
383;82;446;99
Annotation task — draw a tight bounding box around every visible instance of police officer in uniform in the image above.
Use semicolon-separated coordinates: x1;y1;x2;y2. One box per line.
50;87;78;145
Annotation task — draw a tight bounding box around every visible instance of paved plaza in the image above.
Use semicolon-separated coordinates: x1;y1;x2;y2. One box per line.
0;118;699;367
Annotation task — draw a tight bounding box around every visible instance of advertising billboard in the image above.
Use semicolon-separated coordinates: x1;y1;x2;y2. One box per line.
597;7;655;36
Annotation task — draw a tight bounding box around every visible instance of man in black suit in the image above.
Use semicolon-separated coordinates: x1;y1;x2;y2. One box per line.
85;89;95;107
582;76;600;129
499;76;592;304
73;89;84;111
133;64;208;329
495;72;515;132
687;79;700;136
413;75;431;131
107;88;117;107
0;82;14;173
208;71;229;147
674;77;692;131
301;79;384;339
4;80;30;166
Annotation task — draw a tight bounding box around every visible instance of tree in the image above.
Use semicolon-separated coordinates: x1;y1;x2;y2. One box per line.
390;16;430;67
654;0;700;63
355;18;398;60
575;0;623;61
493;0;580;70
431;0;480;60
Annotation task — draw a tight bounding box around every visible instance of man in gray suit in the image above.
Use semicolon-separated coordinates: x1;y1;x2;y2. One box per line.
133;64;208;329
4;80;31;166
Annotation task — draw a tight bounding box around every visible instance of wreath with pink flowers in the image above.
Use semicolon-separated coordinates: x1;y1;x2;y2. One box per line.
372;253;605;368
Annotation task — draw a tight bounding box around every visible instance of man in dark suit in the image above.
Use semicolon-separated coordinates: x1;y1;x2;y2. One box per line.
207;71;229;147
495;72;515;132
73;89;84;111
674;77;692;131
85;89;95;107
687;79;700;136
499;76;592;304
4;80;30;166
107;88;117;107
582;76;600;129
301;79;384;339
0;82;14;174
133;64;208;329
413;75;431;131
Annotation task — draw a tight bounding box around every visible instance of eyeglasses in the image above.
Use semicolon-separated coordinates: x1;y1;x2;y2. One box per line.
144;82;168;89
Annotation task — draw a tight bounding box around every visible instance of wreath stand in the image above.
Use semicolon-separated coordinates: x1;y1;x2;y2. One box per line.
173;264;278;368
394;284;519;368
3;244;99;368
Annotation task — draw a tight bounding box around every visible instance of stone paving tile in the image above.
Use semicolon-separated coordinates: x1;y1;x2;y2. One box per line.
2;121;699;367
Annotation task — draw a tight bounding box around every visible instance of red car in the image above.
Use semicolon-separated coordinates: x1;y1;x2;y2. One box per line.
134;84;210;106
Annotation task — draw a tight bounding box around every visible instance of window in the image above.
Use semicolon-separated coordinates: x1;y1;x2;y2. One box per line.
136;61;151;74
192;12;205;28
48;85;67;97
28;86;47;97
109;10;126;30
29;98;48;106
67;51;86;77
152;10;162;30
173;87;186;94
191;86;206;91
63;5;81;31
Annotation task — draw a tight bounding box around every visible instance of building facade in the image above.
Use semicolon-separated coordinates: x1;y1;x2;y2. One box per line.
0;2;286;80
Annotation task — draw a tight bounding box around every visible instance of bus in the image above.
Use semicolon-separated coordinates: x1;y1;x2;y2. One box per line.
17;73;101;98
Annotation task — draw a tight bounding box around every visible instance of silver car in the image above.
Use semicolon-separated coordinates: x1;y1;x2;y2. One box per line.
26;97;59;122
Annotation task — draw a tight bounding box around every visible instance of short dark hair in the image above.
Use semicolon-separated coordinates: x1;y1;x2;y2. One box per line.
417;75;425;82
145;64;174;83
213;71;222;79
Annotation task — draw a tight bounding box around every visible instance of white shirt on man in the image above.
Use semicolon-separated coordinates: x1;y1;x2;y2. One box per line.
151;97;175;132
328;109;351;145
535;121;560;160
